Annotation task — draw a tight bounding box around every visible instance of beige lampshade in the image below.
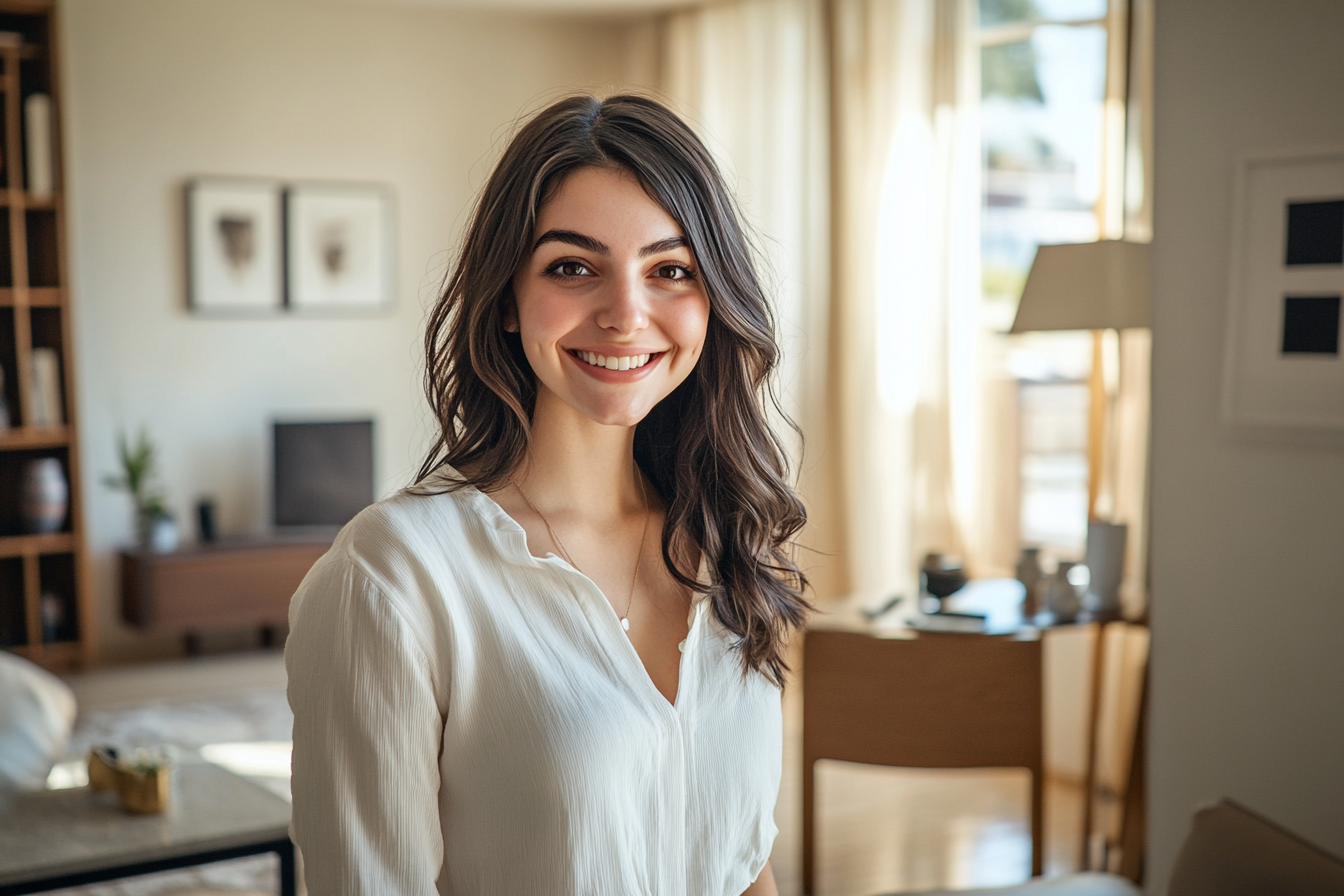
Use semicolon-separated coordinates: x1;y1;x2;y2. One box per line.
1010;239;1151;333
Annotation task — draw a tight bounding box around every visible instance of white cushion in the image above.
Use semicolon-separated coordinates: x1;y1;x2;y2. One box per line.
0;651;76;791
891;873;1141;896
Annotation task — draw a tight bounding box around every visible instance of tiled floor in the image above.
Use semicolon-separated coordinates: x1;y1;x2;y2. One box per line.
60;648;1082;896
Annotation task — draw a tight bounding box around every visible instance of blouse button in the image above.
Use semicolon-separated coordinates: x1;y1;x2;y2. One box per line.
677;640;686;652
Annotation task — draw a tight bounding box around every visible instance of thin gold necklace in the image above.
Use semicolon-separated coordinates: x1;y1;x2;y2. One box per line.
516;473;651;632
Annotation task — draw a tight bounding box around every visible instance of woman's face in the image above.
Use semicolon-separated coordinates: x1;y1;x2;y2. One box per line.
511;166;711;428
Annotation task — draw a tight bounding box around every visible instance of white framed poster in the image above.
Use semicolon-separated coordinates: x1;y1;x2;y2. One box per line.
285;183;394;311
187;177;283;312
1222;147;1344;428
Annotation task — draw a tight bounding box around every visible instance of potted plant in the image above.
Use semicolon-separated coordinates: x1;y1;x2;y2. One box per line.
103;429;178;551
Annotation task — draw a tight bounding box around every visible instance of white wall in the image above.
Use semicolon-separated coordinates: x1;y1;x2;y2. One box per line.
61;0;646;662
1148;0;1344;889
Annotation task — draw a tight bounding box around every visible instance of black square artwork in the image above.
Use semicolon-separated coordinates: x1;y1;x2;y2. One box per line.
1281;295;1341;355
1285;200;1344;265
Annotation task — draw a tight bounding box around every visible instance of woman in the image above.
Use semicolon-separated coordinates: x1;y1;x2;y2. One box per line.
286;94;809;896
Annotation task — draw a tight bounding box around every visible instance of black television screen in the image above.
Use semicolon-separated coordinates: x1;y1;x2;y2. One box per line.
273;420;374;528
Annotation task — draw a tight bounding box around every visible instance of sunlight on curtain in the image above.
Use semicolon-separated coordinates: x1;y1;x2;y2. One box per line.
833;0;985;603
659;0;843;599
662;0;986;606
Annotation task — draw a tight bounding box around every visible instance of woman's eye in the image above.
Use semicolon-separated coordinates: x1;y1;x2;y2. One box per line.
547;260;593;278
655;264;696;281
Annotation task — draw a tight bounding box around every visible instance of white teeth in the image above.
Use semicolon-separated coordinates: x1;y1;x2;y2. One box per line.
575;351;656;370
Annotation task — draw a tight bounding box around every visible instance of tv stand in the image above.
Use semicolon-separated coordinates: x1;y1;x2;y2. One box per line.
120;536;332;653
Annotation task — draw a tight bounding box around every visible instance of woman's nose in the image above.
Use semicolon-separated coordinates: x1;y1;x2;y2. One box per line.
594;269;649;333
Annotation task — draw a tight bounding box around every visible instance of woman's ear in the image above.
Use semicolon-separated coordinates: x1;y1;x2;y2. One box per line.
503;305;519;333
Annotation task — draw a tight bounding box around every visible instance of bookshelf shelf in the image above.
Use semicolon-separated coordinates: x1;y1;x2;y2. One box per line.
0;531;72;557
0;1;89;673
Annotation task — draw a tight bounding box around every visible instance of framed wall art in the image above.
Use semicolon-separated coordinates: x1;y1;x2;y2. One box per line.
1222;147;1344;428
187;178;283;312
284;183;395;312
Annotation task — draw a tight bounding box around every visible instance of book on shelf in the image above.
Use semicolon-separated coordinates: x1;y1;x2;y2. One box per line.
29;347;62;427
24;93;54;198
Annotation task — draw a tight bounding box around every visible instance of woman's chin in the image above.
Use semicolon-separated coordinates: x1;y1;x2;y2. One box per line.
560;395;658;428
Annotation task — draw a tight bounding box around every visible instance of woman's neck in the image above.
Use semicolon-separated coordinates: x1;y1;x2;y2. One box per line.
517;387;644;517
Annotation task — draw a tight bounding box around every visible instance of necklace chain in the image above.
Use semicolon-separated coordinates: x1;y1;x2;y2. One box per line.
516;473;650;632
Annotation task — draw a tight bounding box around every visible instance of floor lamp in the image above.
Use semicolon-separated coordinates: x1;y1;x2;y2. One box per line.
1010;239;1150;619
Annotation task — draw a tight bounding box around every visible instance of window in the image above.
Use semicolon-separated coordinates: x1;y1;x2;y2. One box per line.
977;0;1128;558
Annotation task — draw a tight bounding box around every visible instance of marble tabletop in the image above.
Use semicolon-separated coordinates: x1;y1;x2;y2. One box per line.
0;757;290;886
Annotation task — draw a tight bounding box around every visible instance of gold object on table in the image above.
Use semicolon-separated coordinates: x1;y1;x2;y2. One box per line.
87;746;172;814
116;766;170;814
86;747;119;793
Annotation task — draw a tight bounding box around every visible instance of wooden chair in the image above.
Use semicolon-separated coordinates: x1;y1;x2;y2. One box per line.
803;621;1151;894
1083;623;1150;877
802;629;1045;894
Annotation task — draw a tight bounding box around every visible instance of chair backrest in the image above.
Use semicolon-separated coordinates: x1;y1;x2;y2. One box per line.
802;629;1044;893
1085;622;1149;875
1167;799;1344;896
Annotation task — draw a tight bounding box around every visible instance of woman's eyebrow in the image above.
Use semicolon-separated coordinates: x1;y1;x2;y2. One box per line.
639;237;687;257
531;231;688;257
533;229;608;254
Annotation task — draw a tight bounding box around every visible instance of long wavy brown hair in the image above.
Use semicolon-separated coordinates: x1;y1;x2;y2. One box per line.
418;94;809;686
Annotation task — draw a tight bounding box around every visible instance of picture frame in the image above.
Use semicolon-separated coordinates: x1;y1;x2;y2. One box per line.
1222;147;1344;428
284;183;395;312
186;177;283;312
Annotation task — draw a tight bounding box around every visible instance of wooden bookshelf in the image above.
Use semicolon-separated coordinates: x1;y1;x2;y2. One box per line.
0;1;89;673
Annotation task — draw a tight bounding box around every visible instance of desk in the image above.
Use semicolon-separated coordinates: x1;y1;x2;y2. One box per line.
0;760;295;895
802;626;1044;893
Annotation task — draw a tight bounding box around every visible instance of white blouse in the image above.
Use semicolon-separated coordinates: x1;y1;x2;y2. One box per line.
285;470;782;896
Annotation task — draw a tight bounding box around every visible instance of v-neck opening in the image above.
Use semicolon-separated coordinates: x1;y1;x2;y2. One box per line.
458;476;691;711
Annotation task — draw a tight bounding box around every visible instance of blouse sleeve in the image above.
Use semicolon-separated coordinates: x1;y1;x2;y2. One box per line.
286;556;446;895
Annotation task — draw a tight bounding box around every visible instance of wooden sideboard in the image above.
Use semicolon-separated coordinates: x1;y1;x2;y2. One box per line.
121;538;331;651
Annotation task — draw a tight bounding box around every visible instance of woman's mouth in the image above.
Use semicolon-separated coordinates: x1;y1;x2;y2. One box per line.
570;350;659;371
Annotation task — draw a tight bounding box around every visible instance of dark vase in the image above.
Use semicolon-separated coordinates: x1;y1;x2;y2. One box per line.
20;457;67;534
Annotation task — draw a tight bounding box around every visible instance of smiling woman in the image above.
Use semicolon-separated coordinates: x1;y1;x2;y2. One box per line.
285;95;808;896
510;167;711;428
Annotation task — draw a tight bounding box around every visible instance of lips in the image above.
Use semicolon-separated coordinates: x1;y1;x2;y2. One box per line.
572;350;654;371
566;348;664;381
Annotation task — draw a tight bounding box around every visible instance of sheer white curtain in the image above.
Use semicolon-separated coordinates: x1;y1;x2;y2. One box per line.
660;0;844;599
832;0;985;602
661;0;985;605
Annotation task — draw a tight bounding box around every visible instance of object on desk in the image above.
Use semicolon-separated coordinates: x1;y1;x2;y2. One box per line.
24;93;55;198
920;553;968;613
1015;546;1044;618
29;347;63;427
196;497;217;542
860;594;904;622
1082;520;1128;622
1040;560;1083;624
20;457;68;534
912;610;987;633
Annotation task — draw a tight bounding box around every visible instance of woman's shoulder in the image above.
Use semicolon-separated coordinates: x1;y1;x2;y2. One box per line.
291;470;491;635
329;469;484;579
